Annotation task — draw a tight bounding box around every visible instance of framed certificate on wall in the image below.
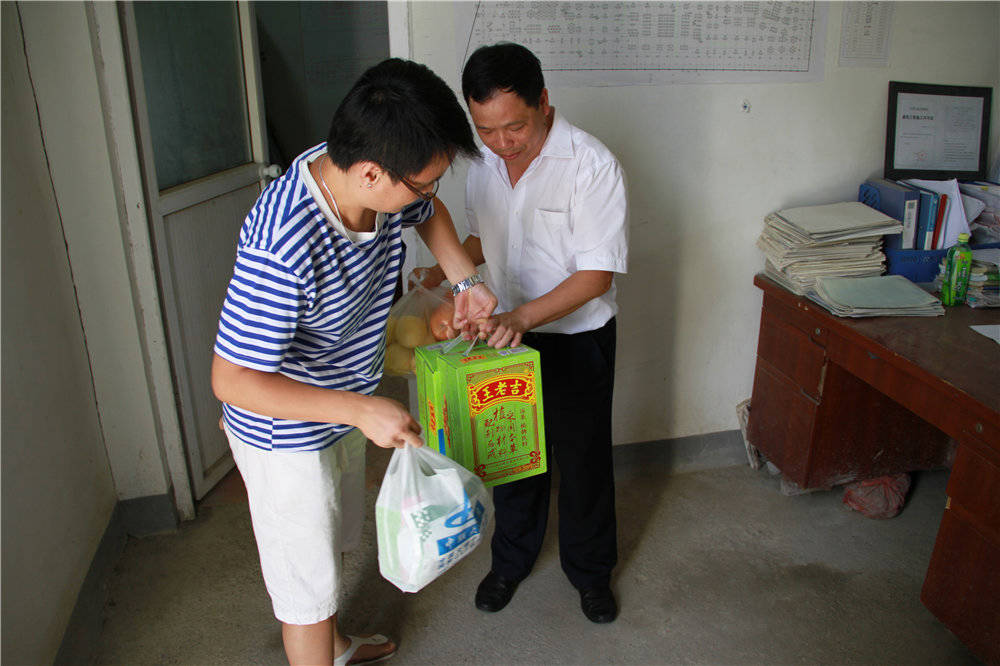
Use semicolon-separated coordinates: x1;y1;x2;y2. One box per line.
884;81;991;181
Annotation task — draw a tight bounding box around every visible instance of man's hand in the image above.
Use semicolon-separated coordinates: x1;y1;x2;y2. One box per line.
485;308;531;349
354;396;424;449
454;282;498;340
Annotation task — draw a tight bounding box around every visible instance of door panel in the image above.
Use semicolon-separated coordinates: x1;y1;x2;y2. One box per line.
122;1;272;499
161;184;260;491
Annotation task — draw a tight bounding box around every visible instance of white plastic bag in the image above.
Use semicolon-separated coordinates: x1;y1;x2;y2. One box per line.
375;445;492;593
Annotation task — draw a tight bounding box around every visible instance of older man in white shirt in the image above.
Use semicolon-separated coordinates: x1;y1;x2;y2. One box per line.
414;42;628;623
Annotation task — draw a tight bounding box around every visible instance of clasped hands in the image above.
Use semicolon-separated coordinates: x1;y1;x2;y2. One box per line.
409;267;527;349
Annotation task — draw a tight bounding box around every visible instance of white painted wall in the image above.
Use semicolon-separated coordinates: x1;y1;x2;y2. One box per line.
18;2;175;500
403;1;1000;445
1;5;117;664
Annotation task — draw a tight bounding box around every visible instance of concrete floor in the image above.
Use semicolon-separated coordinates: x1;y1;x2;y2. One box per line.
91;439;980;665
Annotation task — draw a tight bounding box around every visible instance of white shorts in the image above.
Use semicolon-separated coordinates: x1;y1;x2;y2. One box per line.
226;426;366;625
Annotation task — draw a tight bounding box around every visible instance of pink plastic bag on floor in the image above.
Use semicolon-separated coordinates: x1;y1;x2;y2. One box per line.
842;474;911;519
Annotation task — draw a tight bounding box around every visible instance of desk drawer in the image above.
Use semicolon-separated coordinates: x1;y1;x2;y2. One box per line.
757;310;827;400
963;418;1000;455
747;359;817;487
825;331;995;445
760;291;831;346
947;441;1000;545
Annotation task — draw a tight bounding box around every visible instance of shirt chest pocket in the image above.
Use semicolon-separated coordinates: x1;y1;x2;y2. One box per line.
525;208;573;271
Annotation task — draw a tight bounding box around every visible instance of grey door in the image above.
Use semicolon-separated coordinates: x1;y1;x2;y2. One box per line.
121;1;276;499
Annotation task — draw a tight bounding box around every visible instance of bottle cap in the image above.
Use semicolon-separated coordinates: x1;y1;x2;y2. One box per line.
958;233;970;242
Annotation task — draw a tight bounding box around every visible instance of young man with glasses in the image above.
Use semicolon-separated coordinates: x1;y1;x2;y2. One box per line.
413;43;628;623
212;58;496;666
385;167;441;201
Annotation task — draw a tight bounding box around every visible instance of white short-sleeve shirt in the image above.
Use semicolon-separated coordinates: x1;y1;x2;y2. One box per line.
465;112;628;334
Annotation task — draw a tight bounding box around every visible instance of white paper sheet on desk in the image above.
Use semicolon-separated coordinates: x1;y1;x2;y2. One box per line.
810;275;944;317
970;325;1000;345
817;275;940;308
906;178;971;248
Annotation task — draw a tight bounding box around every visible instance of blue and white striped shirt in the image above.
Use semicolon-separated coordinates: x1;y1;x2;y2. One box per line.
215;143;433;451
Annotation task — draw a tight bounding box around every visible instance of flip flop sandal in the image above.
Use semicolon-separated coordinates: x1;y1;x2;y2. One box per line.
333;634;396;666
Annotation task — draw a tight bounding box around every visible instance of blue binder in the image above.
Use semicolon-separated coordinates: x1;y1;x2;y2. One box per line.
897;181;938;250
859;178;918;249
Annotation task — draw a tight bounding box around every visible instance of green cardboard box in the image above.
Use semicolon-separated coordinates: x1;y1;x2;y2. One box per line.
415;341;547;487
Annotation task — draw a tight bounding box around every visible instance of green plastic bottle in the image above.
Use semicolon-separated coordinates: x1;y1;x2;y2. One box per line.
940;233;973;306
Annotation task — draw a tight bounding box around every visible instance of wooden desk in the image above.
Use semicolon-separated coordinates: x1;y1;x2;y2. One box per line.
747;274;1000;663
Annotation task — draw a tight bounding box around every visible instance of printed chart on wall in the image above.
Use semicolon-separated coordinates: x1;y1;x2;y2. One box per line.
458;1;828;86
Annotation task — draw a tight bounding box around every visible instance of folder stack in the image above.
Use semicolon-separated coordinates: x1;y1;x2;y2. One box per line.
757;202;902;295
810;275;944;317
965;259;1000;307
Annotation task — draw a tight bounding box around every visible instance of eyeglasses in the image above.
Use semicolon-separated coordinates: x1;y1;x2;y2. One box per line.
386;169;440;202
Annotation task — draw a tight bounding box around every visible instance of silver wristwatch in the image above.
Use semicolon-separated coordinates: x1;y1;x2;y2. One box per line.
451;273;484;296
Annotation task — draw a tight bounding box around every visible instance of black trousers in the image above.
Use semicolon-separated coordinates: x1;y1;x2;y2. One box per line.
490;317;618;590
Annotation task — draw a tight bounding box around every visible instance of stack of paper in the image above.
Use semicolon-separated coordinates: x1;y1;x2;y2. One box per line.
959;182;1000;243
758;202;902;294
935;248;1000;308
810;275;944;317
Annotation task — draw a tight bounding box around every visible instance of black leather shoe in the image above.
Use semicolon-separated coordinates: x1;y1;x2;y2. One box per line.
475;571;519;612
579;585;618;623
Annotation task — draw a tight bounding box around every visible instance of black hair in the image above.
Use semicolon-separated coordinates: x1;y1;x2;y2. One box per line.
326;58;478;179
462;43;545;108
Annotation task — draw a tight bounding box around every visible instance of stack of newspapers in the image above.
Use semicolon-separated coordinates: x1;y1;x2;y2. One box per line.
811;275;943;317
935;248;1000;308
965;250;1000;308
758;202;902;295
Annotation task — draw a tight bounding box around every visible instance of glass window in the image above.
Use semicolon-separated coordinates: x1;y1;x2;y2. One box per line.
134;1;252;190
